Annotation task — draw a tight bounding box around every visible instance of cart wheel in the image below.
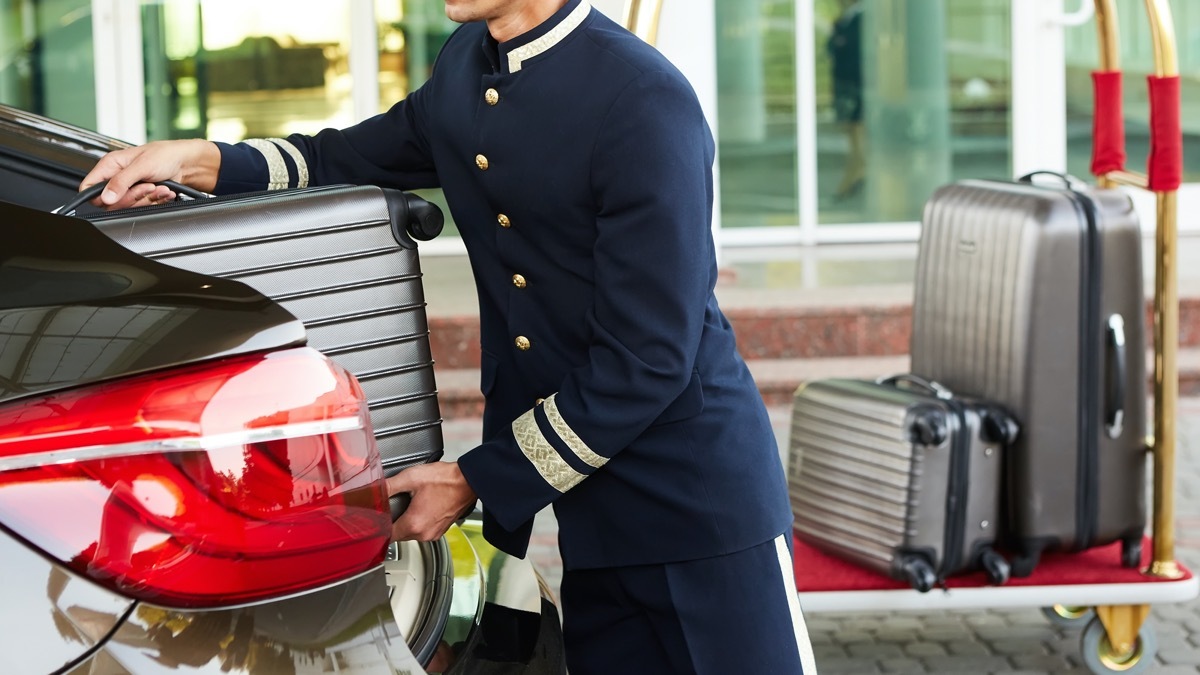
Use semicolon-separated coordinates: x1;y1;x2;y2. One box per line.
1080;616;1157;674
1040;605;1094;629
1121;538;1142;569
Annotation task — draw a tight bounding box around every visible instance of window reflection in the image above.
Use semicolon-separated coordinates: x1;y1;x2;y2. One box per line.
0;0;97;130
715;0;800;230
141;1;354;143
813;0;1012;225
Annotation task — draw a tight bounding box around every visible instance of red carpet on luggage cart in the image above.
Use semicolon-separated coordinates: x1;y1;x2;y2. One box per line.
792;533;1198;613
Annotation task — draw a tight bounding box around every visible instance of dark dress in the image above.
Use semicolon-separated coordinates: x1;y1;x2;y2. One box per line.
828;3;864;122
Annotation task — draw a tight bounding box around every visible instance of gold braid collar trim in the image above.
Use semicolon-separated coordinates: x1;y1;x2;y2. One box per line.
507;1;591;73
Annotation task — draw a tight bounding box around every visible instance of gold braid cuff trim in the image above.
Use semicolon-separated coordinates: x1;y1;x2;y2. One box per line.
543;394;607;469
512;408;586;493
267;138;309;188
243;139;290;190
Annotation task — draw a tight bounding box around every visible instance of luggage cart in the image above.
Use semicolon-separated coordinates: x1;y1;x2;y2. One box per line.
790;2;1198;672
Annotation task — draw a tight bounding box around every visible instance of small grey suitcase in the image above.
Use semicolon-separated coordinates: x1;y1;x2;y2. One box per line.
788;375;1016;591
910;173;1147;574
84;185;445;507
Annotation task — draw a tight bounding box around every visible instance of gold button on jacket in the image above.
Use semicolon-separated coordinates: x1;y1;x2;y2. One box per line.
497;214;511;228
515;336;531;351
485;88;500;105
512;274;527;288
475;154;489;170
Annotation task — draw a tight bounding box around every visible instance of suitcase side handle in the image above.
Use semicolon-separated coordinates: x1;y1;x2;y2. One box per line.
1105;314;1127;439
877;373;952;400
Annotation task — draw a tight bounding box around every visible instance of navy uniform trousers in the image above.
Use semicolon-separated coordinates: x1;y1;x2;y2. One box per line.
561;534;818;674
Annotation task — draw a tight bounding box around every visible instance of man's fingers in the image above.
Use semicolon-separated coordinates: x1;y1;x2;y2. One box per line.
386;469;418;497
81;148;140;205
103;158;161;208
386;463;476;544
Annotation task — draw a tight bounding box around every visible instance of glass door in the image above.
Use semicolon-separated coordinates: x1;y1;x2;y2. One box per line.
812;0;1013;227
0;0;98;130
137;0;357;143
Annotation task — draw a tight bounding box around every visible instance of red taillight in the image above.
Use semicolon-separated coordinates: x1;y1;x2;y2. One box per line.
0;347;390;608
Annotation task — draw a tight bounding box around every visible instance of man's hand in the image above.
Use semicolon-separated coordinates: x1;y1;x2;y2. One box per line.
388;462;478;543
80;139;221;210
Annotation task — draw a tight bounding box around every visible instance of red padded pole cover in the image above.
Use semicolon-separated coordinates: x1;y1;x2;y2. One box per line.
1091;70;1126;177
1147;75;1183;191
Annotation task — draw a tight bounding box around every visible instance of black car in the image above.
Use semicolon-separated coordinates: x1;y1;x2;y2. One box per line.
0;103;565;674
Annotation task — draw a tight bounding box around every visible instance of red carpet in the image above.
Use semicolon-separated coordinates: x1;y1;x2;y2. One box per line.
793;533;1192;593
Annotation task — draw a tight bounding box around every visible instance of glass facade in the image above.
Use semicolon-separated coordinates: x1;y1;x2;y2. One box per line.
139;1;355;143
813;0;1012;225
375;0;458;237
715;0;799;230
376;0;457;114
0;0;97;130
0;1;1195;245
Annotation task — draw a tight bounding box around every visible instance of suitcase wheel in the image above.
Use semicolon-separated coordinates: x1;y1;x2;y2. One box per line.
910;412;948;446
979;548;1011;585
980;410;1020;445
1010;550;1041;578
1121;538;1143;569
899;556;937;593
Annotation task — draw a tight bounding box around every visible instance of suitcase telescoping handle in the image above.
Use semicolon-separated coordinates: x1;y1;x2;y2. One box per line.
1091;0;1183;583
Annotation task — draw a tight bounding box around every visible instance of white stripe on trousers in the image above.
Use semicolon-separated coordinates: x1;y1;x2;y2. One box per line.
775;535;820;674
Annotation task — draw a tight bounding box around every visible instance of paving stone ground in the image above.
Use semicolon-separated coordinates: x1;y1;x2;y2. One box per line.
442;398;1200;674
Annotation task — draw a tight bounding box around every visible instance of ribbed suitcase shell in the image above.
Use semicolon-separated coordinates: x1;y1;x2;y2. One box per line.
910;179;1146;571
88;185;443;474
788;378;1010;589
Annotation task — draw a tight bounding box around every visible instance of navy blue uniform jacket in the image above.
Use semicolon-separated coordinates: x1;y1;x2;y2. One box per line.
215;0;792;570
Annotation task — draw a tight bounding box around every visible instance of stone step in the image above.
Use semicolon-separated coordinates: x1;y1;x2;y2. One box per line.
428;297;1200;369
432;348;1200;419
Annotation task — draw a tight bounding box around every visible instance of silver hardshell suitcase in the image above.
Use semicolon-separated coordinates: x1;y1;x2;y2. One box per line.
86;186;445;495
910;175;1147;575
788;376;1016;591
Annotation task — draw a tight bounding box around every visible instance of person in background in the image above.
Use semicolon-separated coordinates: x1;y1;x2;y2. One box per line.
828;0;865;201
80;1;818;672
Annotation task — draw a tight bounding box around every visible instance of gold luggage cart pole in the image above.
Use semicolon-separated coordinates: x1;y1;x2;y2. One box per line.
623;0;664;47
1089;0;1184;666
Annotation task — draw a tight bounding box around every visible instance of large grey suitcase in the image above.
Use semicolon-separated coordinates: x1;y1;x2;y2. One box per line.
788;376;1016;591
910;174;1147;574
85;185;445;500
